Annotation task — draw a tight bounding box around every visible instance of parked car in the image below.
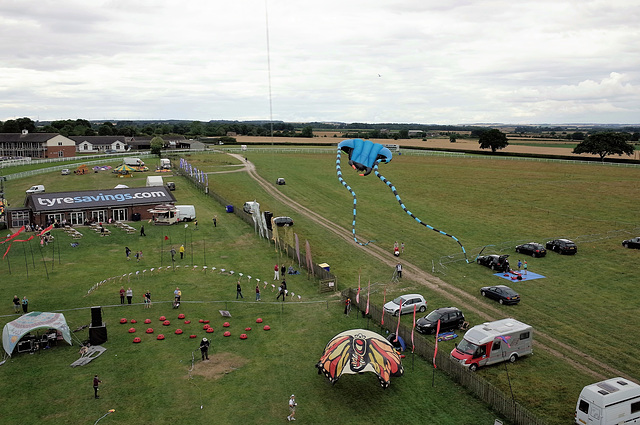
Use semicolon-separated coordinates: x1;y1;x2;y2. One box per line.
61;168;70;175
25;185;45;194
415;307;465;334
383;294;427;316
622;237;640;249
166;182;175;191
273;216;294;226
545;238;577;255
515;242;547;257
476;254;510;272
480;285;520;305
105;149;117;154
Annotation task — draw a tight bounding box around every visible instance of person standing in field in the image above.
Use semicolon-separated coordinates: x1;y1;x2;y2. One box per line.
119;286;125;304
255;284;261;301
179;245;185;259
274;264;280;280
287;394;297;421
93;375;102;399
126;287;133;304
12;295;20;313
21;296;29;314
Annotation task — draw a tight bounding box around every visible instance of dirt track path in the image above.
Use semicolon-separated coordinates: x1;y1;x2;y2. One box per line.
222;152;626;381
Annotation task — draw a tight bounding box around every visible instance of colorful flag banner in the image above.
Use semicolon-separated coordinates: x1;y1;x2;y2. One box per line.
433;319;441;368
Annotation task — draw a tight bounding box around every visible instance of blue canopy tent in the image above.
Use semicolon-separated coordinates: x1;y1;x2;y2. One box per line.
2;312;72;356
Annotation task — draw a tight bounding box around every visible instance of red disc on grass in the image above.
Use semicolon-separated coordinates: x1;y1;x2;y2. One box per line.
130;319;137;323
175;329;183;335
163;320;171;326
203;320;210;324
223;331;231;337
199;319;204;323
178;314;185;319
263;325;271;331
245;327;252;331
184;320;191;324
128;328;136;333
239;334;247;340
256;318;263;323
120;318;127;324
189;334;197;338
223;322;230;327
146;328;154;334
133;337;141;343
203;324;210;330
206;328;214;333
159;316;166;321
157;334;165;340
144;319;152;324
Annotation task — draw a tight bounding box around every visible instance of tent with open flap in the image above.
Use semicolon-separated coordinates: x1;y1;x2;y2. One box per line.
2;312;72;356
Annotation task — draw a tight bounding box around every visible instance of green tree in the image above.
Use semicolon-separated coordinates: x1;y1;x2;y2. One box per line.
98;123;114;136
478;129;509;152
150;136;165;156
16;117;36;133
2;120;20;133
572;131;634;161
301;125;313;138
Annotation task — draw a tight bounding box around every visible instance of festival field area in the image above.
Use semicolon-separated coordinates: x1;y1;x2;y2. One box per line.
0;159;508;425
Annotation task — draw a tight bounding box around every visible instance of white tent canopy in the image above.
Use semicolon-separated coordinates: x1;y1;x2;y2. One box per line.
2;312;72;356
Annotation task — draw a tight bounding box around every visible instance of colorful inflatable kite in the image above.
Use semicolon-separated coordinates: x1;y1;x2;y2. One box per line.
315;328;404;388
337;138;468;260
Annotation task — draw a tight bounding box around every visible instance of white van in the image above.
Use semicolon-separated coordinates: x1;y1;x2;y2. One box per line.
26;185;45;194
450;318;533;371
160;158;171;169
575;377;640;424
123;157;144;167
243;201;259;214
175;205;196;222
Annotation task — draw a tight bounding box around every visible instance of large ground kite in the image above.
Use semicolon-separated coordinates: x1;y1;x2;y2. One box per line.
315;328;404;388
336;138;467;260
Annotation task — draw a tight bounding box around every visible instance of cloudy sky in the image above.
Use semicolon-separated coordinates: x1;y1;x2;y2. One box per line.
1;0;639;125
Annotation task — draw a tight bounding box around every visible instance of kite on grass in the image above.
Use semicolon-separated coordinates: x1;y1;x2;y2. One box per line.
315;328;403;388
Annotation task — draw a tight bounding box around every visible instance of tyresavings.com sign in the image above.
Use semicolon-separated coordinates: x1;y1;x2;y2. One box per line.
29;187;175;211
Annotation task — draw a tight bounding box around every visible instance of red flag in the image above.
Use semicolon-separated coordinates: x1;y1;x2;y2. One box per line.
433;319;441;368
38;224;54;236
381;289;386;325
365;279;370;314
1;226;25;244
395;299;402;341
3;234;35;258
164;236;169;240
411;304;417;353
355;275;361;304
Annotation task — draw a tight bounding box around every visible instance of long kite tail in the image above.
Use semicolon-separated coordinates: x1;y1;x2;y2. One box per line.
374;162;468;262
336;148;375;246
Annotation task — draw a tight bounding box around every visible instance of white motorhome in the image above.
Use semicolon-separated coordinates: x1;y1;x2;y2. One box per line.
175;205;196;222
575;377;640;425
160;158;171;169
450;318;533;371
148;204;178;225
123;157;144;167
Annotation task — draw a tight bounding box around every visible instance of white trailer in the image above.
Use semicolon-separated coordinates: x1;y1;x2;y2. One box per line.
175;205;196;221
575;377;640;424
123;157;144;167
146;176;164;187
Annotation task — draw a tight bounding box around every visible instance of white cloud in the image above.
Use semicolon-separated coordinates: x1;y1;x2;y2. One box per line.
1;0;639;124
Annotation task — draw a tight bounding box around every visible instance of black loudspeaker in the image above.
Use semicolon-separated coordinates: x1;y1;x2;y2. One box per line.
264;211;273;230
91;306;102;327
89;325;108;345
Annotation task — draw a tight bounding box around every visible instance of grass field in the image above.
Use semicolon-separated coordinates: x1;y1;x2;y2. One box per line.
1;149;639;424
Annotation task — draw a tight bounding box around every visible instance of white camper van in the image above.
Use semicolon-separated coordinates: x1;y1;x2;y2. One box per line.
450;318;533;371
160;158;171;169
175;205;196;222
575;377;640;425
123;157;144;167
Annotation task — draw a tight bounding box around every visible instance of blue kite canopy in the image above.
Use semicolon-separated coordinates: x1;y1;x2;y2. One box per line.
2;312;72;356
338;138;393;176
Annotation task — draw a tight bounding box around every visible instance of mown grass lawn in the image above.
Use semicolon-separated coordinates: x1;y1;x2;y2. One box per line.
0;155;509;425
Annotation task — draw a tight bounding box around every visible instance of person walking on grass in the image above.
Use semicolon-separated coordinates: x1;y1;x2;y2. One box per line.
200;338;210;361
140;225;146;236
12;295;20;314
120;286;125;304
523;261;528;275
256;284;261;301
21;296;28;314
212;215;217;227
236;281;244;299
179;244;185;259
126;287;133;304
125;246;131;261
287;394;297;421
274;264;280;280
93;375;102;399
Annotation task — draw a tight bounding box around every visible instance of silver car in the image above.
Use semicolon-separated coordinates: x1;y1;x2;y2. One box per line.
383;293;427;316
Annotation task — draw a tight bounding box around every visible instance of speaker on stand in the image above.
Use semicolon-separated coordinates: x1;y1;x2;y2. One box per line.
89;306;108;345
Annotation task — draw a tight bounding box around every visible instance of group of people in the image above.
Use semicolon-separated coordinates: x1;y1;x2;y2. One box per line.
12;295;28;314
393;241;405;257
119;286;134;304
125;246;143;262
169;245;186;261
